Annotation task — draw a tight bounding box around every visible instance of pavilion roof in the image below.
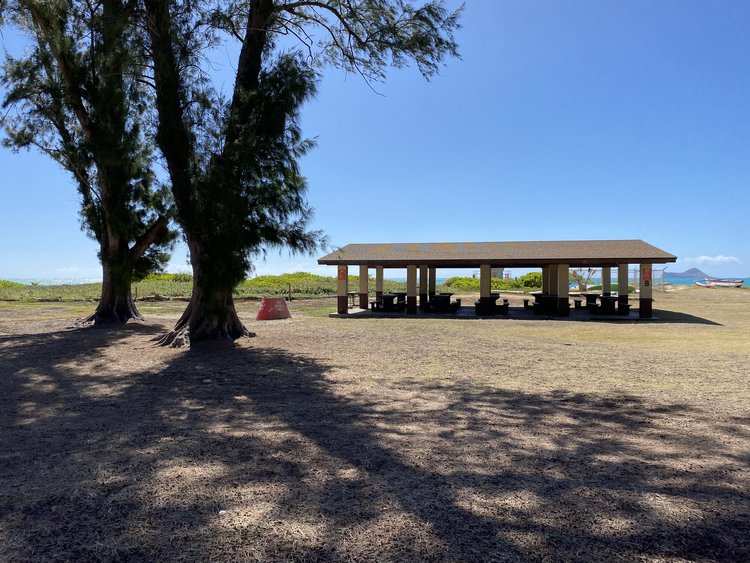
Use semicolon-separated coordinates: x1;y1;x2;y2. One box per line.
317;239;677;268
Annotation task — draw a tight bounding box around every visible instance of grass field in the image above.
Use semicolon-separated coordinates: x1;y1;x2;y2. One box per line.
1;286;748;561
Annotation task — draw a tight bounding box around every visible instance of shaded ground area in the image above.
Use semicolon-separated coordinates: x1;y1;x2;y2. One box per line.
1;287;749;561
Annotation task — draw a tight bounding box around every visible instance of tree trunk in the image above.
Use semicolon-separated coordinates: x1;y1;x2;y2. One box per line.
156;278;254;348
80;260;142;325
156;240;255;347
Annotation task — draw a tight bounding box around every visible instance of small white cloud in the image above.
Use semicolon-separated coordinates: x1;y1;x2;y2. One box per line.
682;255;742;266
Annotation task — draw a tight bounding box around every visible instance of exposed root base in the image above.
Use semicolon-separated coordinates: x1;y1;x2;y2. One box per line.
155;323;256;348
72;309;144;329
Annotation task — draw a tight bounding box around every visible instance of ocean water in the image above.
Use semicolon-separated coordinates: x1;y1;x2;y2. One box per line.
388;276;749;287
575;276;748;287
663;276;749;286
6;278;100;286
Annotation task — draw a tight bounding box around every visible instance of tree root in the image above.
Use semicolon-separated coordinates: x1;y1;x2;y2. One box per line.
72;306;144;328
155;314;256;348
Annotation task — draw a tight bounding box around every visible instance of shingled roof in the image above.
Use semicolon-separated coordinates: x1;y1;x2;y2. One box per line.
318;240;677;268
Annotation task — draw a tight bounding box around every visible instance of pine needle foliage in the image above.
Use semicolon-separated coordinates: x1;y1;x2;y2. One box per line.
0;0;175;323
143;0;462;344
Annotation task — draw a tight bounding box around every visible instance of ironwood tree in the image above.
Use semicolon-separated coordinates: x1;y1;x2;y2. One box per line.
143;0;462;346
0;0;174;324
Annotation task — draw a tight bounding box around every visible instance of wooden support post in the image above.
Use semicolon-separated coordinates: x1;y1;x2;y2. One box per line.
406;265;417;314
428;267;437;298
549;265;559;298
542;266;550;294
618;263;629;306
375;266;384;301
602;266;612;296
479;264;492;309
337;265;348;314
557;264;570;316
639;263;653;318
419;265;429;309
358;265;369;309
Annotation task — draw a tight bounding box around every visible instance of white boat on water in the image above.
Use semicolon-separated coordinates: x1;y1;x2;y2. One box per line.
694;277;744;288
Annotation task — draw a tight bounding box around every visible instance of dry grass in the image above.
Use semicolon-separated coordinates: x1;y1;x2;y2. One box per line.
1;287;748;561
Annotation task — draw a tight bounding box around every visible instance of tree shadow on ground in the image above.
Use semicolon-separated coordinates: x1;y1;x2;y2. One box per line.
1;328;748;561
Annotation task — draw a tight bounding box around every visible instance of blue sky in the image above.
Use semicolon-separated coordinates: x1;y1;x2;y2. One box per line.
2;0;749;281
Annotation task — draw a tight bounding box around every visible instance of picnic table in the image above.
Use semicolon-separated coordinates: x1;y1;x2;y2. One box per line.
531;293;558;314
375;293;406;312
599;295;618;315
393;291;407;305
426;293;461;313
475;294;509;315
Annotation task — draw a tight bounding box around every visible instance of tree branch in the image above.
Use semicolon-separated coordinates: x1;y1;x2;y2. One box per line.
26;3;97;144
278;1;366;47
129;214;169;261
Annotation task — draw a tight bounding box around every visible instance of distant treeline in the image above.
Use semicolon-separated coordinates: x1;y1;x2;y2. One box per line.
0;272;409;301
0;272;548;302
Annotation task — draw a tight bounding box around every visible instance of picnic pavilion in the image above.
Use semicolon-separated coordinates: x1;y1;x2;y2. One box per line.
317;239;677;319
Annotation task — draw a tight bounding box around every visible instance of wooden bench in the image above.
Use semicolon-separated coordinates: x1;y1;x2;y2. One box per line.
475;299;507;315
573;298;583;309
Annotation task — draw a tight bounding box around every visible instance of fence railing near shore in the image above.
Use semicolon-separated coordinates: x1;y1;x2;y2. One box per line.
625;267;667;292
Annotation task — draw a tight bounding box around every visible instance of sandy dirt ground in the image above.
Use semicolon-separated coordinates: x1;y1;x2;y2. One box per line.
1;287;748;562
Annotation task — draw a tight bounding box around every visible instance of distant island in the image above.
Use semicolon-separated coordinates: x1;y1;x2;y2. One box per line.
666;268;709;279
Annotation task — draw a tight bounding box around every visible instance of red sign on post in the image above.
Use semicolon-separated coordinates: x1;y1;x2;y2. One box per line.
643;268;652;282
338;266;347;281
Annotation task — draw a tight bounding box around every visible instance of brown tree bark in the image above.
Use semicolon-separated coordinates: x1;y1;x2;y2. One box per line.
154;241;254;346
144;0;263;347
154;284;254;347
84;261;142;324
78;215;168;326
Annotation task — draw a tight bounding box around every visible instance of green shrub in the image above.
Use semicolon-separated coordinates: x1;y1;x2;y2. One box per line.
492;278;523;290
0;280;25;288
238;272;337;296
518;272;542;288
443;276;523;291
142;273;193;282
0;282;103;301
586;283;636;292
442;277;479;291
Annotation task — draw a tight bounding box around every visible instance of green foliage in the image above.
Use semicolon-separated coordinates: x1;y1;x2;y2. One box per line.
0;283;103;302
587;283;636;292
0;272;455;301
442;277;479;291
236;272;406;297
146;3;325;296
1;0;174;287
518;272;543;288
266;0;463;82
197;53;324;290
239;272;335;296
145;0;461;303
443;277;525;291
141;273;193;283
